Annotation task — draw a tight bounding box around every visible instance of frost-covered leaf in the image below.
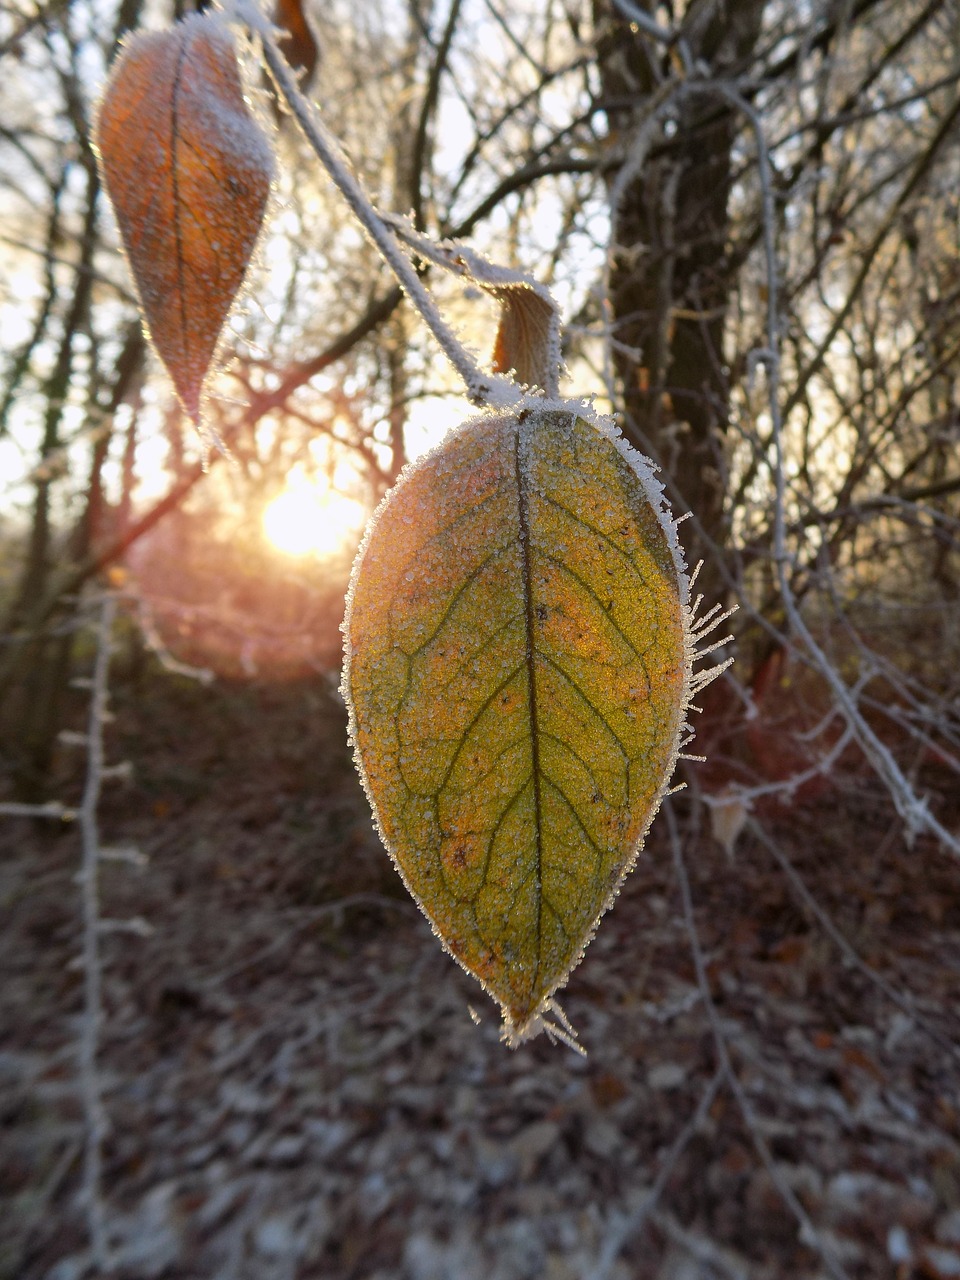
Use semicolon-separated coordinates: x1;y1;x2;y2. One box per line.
708;788;750;860
488;286;559;393
379;228;563;396
94;13;274;423
343;402;696;1046
451;246;562;395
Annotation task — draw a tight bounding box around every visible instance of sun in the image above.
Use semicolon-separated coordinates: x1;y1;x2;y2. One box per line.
263;469;365;558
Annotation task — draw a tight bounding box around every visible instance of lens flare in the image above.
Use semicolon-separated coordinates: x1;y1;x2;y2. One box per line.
263;470;364;557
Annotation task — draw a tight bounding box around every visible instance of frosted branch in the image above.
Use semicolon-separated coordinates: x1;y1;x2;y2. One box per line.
667;804;851;1280
715;80;960;859
586;1063;724;1280
77;593;116;1272
749;818;960;1062
240;1;514;407
99;916;155;938
0;800;75;820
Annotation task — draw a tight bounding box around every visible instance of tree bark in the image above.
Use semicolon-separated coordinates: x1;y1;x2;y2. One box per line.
593;0;767;611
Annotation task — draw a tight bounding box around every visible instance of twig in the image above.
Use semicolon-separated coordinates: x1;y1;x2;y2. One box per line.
666;803;851;1280
0;800;75;820
748;817;960;1062
241;0;518;409
650;1209;750;1279
602;64;959;855
77;593;116;1271
204;892;418;990
713;80;960;858
585;1063;724;1280
610;0;690;69
131;594;214;684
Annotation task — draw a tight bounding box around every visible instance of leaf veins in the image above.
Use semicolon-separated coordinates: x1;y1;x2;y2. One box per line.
95;12;274;423
344;405;693;1045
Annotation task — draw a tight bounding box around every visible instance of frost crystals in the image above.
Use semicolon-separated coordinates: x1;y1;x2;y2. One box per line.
344;401;721;1049
95;12;274;428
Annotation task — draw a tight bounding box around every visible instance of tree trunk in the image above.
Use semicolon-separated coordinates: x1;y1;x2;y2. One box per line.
593;0;767;612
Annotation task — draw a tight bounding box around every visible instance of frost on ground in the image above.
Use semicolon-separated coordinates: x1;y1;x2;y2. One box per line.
2;671;959;1280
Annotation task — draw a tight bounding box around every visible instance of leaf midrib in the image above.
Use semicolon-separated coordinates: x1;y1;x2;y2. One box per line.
513;417;544;989
169;31;190;383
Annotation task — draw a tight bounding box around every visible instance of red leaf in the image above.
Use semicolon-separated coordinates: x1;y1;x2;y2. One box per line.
95;14;274;422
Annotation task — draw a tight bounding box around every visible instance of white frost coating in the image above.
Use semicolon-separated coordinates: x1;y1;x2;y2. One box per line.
379;219;565;399
342;399;732;1050
106;13;275;198
219;0;275;39
500;400;730;1048
94;8;276;441
190;18;274;171
482;375;527;410
508;392;687;595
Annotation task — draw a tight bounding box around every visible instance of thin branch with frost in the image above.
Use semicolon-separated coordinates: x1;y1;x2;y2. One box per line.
586;1063;724;1280
235;0;519;409
379;216;563;397
601;59;959;849
714;80;960;857
748;818;960;1062
0;800;75;820
703;721;856;811
100;843;148;868
98;916;154;938
77;593;116;1272
650;1210;750;1279
667;804;851;1280
131;594;214;684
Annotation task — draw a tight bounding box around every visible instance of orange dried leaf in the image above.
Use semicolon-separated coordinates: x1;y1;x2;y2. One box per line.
95;14;274;422
488;284;559;392
274;0;319;86
344;403;695;1047
449;247;562;394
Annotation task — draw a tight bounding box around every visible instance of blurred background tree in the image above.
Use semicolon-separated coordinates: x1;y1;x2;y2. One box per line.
1;0;958;835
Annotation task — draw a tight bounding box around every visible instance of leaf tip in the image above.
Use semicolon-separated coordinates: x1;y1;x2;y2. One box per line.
94;11;275;426
500;998;586;1055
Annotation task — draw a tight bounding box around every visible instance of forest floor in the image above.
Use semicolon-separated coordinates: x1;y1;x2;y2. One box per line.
2;663;960;1280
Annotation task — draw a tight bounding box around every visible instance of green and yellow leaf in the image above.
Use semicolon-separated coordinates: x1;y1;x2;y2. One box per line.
343;403;698;1048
